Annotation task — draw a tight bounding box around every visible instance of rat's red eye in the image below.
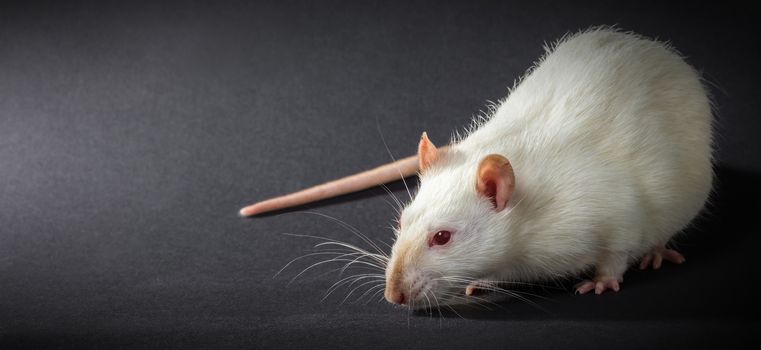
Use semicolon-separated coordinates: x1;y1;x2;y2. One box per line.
430;231;451;246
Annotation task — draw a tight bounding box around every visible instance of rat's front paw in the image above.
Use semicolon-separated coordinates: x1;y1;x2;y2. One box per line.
639;246;685;270
575;276;622;295
465;280;490;296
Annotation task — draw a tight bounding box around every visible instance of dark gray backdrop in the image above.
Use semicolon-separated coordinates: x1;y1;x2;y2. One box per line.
1;1;759;349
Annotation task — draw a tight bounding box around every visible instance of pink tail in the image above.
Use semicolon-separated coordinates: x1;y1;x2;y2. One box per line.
239;155;419;217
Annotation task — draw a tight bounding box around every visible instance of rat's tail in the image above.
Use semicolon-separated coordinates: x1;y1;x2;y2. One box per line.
239;155;419;217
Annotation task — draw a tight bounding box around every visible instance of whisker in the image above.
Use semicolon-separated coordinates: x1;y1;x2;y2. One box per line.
315;252;377;272
354;283;386;304
276;227;394;309
341;279;386;305
280;232;361;246
336;253;385;275
300;211;389;258
421;290;433;317
279;232;389;268
280;219;389;262
469;285;551;313
308;245;386;273
427;290;444;327
463;294;504;310
497;287;559;303
273;250;356;278
314;241;388;265
466;281;557;304
407;284;412;328
380;196;401;216
289;258;385;285
434;276;554;313
366;285;386;305
436;276;555;289
306;212;389;257
439;291;494;311
375;115;413;202
444;304;466;320
380;183;403;213
323;273;385;300
311;262;381;282
440;288;502;310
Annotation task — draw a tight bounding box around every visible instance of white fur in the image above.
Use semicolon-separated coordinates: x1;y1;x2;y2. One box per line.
387;27;713;306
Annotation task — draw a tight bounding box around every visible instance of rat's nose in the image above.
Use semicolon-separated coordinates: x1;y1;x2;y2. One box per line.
385;288;406;305
385;257;407;305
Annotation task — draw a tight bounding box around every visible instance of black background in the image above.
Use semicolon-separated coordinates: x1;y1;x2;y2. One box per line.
1;1;760;349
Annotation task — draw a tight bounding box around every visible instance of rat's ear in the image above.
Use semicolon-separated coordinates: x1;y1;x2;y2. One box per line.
417;132;439;173
476;154;515;212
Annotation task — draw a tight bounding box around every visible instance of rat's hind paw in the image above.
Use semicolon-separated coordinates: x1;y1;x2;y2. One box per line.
639;246;685;270
575;276;622;295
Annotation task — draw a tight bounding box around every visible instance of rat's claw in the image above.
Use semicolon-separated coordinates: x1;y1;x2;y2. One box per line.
639;246;685;270
638;254;653;270
465;280;489;296
575;276;622;295
575;281;596;294
465;283;477;296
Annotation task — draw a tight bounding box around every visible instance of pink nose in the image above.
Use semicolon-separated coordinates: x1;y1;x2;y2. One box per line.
385;289;406;305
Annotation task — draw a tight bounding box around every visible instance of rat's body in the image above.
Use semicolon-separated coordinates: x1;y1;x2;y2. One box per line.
386;28;712;303
242;28;713;306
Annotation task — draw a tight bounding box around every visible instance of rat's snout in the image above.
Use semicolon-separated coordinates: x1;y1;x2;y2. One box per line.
385;287;406;305
384;256;407;305
385;268;430;306
385;274;407;305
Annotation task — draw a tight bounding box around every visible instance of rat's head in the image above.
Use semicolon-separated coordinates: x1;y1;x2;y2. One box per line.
384;132;516;308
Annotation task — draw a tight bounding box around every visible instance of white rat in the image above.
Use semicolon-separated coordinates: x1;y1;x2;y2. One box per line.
240;28;713;306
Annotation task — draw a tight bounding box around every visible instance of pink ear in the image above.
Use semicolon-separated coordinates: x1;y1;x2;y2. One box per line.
476;154;515;212
418;132;439;172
